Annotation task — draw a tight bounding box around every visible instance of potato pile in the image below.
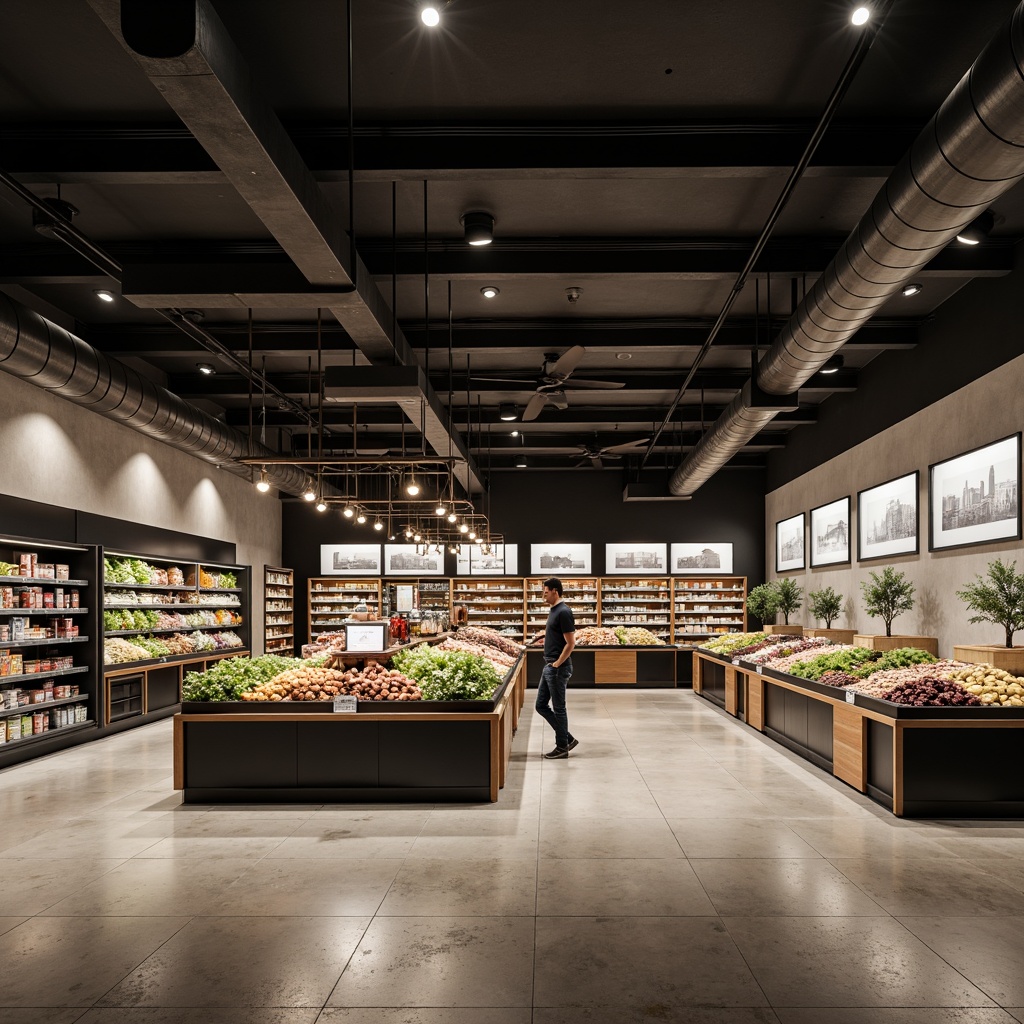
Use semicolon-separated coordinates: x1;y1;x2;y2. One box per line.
240;661;421;702
945;665;1024;706
573;627;621;646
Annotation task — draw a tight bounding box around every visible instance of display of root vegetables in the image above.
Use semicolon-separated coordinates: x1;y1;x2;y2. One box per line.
882;679;980;707
240;661;421;702
435;636;515;672
574;626;623;646
945;665;1024;706
454;626;522;658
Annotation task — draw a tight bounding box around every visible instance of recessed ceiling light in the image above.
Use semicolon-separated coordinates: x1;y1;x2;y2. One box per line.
819;354;844;375
510;429;520;437
94;289;115;303
196;362;216;375
851;6;870;25
480;286;499;299
901;282;923;297
616;352;632;360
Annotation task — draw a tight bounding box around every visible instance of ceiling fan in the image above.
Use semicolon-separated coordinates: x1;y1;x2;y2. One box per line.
574;436;651;469
479;346;625;421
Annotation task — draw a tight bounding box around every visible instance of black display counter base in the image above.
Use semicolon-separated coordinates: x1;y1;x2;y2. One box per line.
525;647;677;687
763;726;833;774
183;786;490;803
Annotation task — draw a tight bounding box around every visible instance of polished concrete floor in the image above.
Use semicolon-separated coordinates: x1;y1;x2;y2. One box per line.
2;690;1024;1023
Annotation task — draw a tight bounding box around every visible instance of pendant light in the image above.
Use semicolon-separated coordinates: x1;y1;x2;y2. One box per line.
255;467;270;493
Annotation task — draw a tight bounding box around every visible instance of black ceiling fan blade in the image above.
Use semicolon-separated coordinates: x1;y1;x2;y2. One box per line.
546;345;587;379
559;379;626;390
602;437;651;455
572;455;591;469
590;454;605;469
522;393;548;421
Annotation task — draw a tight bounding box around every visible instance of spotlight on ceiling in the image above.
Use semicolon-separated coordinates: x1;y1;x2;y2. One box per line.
515;455;528;468
255;467;271;493
405;475;421;496
819;354;844;375
510;429;520;438
901;282;923;298
446;511;458;524
316;497;328;512
461;211;494;246
480;286;499;299
302;479;317;502
956;210;995;245
419;3;445;27
499;402;517;421
851;5;870;26
356;508;367;524
196;362;215;375
373;519;384;532
94;289;115;303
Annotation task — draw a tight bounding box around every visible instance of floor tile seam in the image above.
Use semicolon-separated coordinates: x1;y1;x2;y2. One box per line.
297;910;378;1016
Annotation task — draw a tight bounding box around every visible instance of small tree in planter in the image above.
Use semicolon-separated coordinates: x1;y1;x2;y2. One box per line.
955;558;1024;649
861;566;915;638
776;578;803;626
809;586;843;628
747;583;781;629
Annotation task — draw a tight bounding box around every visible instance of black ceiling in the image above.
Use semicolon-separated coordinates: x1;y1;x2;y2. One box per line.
1;0;1021;485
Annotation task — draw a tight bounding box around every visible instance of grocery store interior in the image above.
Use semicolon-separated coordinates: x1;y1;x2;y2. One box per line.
3;0;1024;1020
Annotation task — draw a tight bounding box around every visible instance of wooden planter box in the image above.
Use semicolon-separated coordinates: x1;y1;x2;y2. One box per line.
770;624;803;636
805;628;857;643
853;634;939;656
953;645;1024;675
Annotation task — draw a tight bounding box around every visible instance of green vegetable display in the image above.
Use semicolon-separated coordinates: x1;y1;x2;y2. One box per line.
788;647;879;680
850;646;936;678
390;645;502;700
182;654;307;701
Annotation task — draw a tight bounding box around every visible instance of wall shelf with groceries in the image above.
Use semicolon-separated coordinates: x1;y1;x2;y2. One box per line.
0;538;98;767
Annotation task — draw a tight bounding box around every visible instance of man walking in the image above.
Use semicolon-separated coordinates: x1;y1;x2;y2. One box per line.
535;577;577;759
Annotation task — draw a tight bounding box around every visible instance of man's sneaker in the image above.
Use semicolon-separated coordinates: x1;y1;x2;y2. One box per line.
544;746;569;759
566;737;579;752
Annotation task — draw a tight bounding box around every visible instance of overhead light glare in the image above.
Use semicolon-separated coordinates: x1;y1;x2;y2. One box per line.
510;429;520;438
343;504;355;518
901;282;923;297
196;362;215;375
413;532;422;542
373;519;384;532
819;354;844;375
255;467;271;493
435;503;447;516
851;6;870;25
315;498;328;512
468;530;476;540
356;508;367;524
404;527;414;539
405;476;421;496
956;210;995;245
461;211;494;246
515;455;528;468
480;286;499;299
459;523;469;534
94;289;115;303
302;481;317;502
499;402;517;422
420;5;440;26
446;511;458;524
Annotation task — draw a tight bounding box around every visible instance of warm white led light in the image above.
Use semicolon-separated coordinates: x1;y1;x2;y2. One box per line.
316;498;328;512
255;468;271;493
459;523;469;534
406;476;421;496
94;289;115;303
447;511;458;524
343;505;355;518
302;482;316;502
356;509;367;524
435;503;446;516
851;6;870;25
420;6;440;26
373;520;384;532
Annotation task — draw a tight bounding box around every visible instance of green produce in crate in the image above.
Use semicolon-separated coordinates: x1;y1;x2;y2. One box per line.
788;647;878;680
850;646;936;678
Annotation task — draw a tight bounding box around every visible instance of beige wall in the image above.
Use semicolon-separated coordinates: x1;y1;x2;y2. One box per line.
0;371;281;653
765;352;1024;657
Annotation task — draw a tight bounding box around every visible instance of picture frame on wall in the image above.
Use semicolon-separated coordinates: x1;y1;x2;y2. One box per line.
530;543;592;575
670;542;734;574
603;543;667;575
319;544;381;575
809;496;851;567
383;544;445;576
775;513;805;573
455;544;519;575
857;471;919;561
929;432;1022;551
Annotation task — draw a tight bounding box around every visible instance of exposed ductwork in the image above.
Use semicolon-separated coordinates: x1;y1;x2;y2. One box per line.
670;1;1024;496
0;291;308;495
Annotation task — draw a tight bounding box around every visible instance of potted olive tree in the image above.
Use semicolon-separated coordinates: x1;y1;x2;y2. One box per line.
746;583;781;633
952;558;1024;674
855;566;937;654
805;586;856;643
775;578;804;634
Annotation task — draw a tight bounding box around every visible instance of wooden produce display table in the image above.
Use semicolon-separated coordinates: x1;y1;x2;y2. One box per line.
692;648;1024;818
525;646;678;687
173;655;527;803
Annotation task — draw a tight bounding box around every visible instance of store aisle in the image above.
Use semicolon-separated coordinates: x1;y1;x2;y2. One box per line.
2;691;1024;1023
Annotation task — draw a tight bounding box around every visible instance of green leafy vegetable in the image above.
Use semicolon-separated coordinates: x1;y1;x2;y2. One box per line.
788;647;880;680
182;654;309;701
390;646;501;700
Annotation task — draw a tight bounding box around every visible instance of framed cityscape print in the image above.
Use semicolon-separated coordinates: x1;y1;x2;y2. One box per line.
456;543;519;575
383;544;445;576
809;496;851;567
530;543;592;575
319;544;382;575
604;542;667;575
670;542;734;575
775;513;805;573
857;471;919;561
929;433;1021;551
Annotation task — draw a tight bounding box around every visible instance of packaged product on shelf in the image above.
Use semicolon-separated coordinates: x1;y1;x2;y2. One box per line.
1;587;12;608
37;564;55;579
7;717;20;741
20;714;32;736
55;564;69;580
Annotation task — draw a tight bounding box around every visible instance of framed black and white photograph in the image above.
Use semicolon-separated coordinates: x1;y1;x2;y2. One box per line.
670;542;734;575
455;544;519;575
604;543;667;575
383;544;445;576
810;496;851;567
929;433;1021;551
319;544;382;575
775;513;805;573
858;471;919;561
530;543;592;575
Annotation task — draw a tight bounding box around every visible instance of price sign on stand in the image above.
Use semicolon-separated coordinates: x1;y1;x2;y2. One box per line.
845;689;856;704
333;695;357;714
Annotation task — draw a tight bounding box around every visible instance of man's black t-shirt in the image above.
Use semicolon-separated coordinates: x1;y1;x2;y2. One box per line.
544;601;576;663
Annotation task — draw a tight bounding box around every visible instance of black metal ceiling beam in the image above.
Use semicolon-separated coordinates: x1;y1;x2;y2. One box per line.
1;118;922;184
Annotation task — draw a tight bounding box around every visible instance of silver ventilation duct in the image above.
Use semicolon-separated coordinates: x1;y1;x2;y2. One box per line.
670;1;1024;496
0;291;308;496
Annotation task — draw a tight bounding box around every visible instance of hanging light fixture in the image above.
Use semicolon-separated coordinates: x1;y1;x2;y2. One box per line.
373;518;384;532
315;496;328;512
356;507;367;524
413;530;422;542
302;478;317;502
404;526;414;540
459;523;469;534
446;510;458;524
405;475;421;496
435;500;447;516
460;211;494;246
343;503;355;518
255;467;271;493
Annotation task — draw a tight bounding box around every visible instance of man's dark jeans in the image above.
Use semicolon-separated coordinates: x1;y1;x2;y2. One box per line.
535;661;573;749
